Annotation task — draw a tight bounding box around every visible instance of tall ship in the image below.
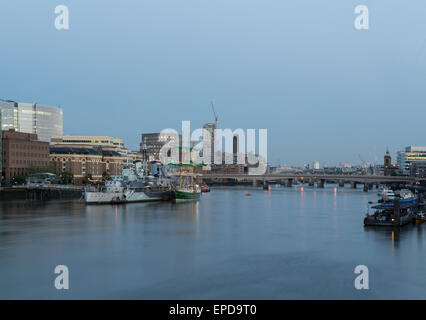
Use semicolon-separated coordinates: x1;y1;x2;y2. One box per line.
169;161;202;202
84;162;173;204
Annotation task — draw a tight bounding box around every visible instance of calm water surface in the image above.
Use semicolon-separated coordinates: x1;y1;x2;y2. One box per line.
1;185;426;299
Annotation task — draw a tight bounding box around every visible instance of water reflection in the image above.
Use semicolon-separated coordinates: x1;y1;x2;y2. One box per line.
1;187;426;299
364;225;401;250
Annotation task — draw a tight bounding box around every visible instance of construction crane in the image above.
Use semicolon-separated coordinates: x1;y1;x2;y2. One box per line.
359;154;370;169
210;101;218;128
359;154;372;173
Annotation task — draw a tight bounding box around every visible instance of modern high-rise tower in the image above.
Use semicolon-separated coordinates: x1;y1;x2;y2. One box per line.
0;99;63;142
203;122;216;164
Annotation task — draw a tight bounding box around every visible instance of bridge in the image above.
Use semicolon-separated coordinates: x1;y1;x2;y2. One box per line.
199;173;426;191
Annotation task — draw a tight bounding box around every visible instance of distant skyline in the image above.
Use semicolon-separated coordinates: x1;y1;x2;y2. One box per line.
1;1;426;166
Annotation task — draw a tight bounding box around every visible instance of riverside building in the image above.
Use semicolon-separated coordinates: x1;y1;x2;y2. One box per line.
1;129;50;183
50;135;124;151
50;146;124;184
397;146;426;175
51;135;142;169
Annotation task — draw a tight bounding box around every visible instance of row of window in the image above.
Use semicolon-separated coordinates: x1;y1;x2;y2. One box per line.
51;157;116;164
7;168;27;177
8;159;48;165
5;152;48;158
7;144;48;150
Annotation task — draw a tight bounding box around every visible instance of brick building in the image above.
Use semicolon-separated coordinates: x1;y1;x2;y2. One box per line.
50;146;124;184
1;129;50;183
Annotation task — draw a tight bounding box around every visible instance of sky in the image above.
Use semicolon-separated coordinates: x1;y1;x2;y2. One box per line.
1;0;426;166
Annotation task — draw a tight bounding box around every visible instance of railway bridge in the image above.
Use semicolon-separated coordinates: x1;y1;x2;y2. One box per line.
199;173;426;192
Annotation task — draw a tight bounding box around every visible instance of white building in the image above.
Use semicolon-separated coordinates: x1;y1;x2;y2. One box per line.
313;160;320;170
339;162;352;168
51;135;124;150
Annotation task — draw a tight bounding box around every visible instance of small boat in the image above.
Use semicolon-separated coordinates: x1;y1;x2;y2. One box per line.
201;184;210;192
378;187;395;199
377;189;417;207
413;210;426;224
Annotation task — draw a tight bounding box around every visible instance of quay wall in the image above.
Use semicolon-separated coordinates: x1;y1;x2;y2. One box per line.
0;187;83;201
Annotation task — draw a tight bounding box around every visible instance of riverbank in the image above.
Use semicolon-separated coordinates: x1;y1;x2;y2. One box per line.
0;186;83;201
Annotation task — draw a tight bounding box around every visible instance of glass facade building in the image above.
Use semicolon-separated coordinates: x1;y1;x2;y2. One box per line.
0;99;63;142
397;146;426;175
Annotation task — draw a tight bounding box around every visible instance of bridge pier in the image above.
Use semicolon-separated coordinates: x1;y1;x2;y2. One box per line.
317;179;325;188
363;183;372;192
252;180;260;187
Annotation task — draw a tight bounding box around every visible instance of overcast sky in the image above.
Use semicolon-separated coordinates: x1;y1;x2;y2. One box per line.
1;0;426;166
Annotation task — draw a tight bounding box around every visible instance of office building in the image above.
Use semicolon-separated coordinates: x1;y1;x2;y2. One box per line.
0;99;63;142
203;122;216;164
411;161;426;178
140;132;180;161
397;146;426;175
1;129;50;183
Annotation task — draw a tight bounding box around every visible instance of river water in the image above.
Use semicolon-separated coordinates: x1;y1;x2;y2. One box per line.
1;185;426;299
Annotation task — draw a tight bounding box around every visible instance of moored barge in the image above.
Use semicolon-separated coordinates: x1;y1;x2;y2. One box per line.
364;199;413;227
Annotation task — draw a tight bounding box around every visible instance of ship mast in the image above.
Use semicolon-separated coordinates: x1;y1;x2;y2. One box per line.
191;142;195;187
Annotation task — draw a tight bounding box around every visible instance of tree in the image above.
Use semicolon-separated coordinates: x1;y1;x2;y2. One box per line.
82;174;93;185
12;175;27;185
27;165;55;175
60;172;74;184
102;171;111;181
